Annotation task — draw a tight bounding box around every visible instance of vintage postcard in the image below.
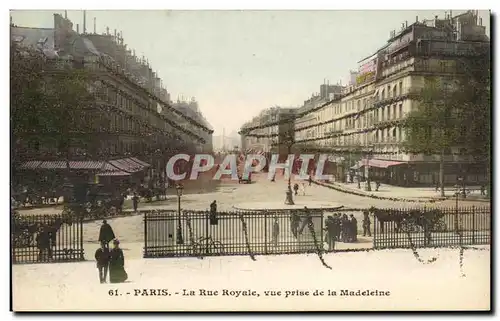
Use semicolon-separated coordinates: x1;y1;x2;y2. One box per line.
10;9;491;312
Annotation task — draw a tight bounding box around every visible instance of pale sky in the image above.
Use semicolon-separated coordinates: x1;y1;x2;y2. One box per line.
10;10;490;135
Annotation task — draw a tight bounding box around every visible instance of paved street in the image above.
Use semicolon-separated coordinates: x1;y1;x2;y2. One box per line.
16;172;490;261
321;179;490;202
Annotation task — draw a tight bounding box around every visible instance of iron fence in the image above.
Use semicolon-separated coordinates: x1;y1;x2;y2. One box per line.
373;206;490;249
11;213;85;264
144;209;328;258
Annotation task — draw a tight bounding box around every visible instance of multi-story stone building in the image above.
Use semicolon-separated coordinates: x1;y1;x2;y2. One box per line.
240;11;489;187
293;11;489;186
12;13;213;187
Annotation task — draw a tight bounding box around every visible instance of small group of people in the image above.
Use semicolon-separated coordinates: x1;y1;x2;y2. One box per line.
95;220;128;284
325;214;358;242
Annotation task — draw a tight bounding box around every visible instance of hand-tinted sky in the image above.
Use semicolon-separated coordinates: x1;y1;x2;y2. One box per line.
10;10;490;135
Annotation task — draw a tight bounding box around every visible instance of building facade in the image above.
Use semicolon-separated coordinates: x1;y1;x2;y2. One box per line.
239;11;489;186
12;13;213;187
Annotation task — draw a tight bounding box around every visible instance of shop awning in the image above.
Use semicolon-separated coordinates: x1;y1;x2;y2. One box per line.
108;158;143;173
68;160;105;170
97;171;131;177
30;160;105;170
129;157;150;168
18;158;149;172
38;160;68;169
357;159;406;169
19;160;42;170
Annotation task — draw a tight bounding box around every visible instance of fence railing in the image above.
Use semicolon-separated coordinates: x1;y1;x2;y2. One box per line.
373;206;490;249
11;213;85;264
144;209;329;258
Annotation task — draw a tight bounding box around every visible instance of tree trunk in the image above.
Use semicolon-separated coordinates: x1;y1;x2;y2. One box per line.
439;149;445;197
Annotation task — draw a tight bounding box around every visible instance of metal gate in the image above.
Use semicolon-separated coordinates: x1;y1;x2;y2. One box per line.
144;209;325;258
12;213;85;264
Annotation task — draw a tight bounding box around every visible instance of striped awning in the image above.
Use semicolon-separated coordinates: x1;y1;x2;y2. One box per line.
108;158;143;173
129;157;150;168
68;160;104;170
97;171;131;177
38;161;68;169
19;160;42;170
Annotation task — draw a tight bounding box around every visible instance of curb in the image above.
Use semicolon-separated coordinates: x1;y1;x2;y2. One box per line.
312;180;446;203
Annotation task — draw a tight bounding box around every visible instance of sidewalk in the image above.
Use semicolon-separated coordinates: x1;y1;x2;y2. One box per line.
314;180;490;203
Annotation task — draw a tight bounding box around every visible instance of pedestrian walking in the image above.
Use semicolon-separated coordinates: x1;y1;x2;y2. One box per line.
340;214;349;242
109;239;128;284
98;220;115;249
362;211;371;237
308;174;312;186
349;214;358;242
293;183;299;196
301;182;306;196
36;226;52;261
480;184;486;196
324;216;336;251
210;200;218;225
333;213;341;241
272;216;279;247
95;243;110;283
132;192;139;212
290;211;301;238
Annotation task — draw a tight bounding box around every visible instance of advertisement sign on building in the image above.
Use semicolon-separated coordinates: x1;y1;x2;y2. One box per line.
356;54;377;86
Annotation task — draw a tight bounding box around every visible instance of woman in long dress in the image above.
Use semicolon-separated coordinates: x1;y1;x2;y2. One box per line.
109;239;128;283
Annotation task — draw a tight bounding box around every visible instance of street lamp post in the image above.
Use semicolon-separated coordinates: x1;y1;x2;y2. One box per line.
454;177;463;234
284;141;295;205
176;184;184;245
365;149;372;192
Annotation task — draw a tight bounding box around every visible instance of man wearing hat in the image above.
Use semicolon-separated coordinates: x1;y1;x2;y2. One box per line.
98;220;115;249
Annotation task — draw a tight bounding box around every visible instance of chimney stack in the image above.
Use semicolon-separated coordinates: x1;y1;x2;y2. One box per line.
114;29;117;42
480;17;482;26
106;26;109;35
64;10;67;19
76;24;79;34
416;15;418;22
405;20;408;27
93;17;96;33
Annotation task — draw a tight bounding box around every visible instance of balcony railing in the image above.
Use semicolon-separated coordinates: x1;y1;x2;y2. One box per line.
373;90;419;107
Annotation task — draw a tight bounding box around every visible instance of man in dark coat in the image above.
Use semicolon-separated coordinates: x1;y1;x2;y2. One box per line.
362;211;371;237
290;211;301;238
36;226;51;261
99;220;115;249
209;200;218;225
109;239;127;283
324;216;336;251
341;214;349;242
349;214;358;242
333;214;341;241
95;243;110;283
272;216;279;247
132;192;139;212
293;183;299;196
